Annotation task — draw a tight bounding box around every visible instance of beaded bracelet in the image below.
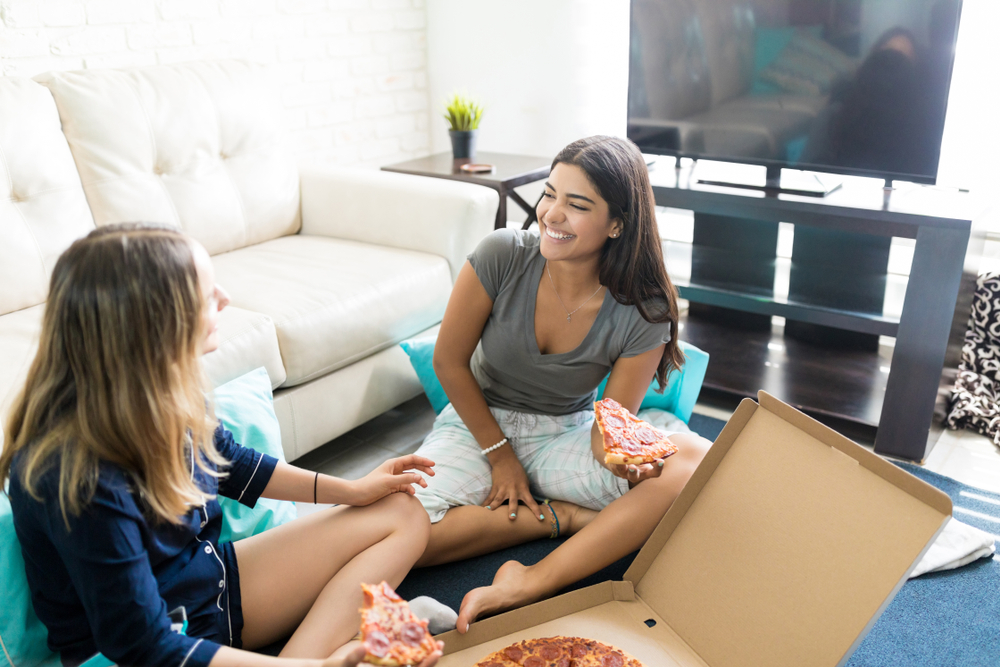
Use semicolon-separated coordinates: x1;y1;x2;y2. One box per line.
481;437;508;456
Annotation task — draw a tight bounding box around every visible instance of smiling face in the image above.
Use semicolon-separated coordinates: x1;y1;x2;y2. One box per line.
190;240;230;355
537;163;622;262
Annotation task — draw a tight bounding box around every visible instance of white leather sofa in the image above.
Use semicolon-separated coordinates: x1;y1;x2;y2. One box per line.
0;61;497;461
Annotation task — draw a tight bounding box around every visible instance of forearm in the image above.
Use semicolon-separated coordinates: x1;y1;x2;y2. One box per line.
261;462;359;505
210;646;322;667
590;422;611;470
436;363;507;450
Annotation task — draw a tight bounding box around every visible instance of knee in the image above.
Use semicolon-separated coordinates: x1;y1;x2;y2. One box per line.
673;432;711;467
383;492;431;545
651;433;711;489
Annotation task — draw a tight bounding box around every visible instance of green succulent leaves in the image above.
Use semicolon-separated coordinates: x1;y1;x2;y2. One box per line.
443;93;484;131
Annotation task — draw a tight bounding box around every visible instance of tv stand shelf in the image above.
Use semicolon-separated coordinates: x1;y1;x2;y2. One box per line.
651;162;987;461
665;241;901;337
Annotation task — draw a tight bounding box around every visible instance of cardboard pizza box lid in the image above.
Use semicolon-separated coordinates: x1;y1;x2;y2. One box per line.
437;392;951;667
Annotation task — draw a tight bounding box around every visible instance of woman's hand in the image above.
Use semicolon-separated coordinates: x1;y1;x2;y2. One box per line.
482;448;544;521
346;455;436;506
609;459;665;486
325;642;444;667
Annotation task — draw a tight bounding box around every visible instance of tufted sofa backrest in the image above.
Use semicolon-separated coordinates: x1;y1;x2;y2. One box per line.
35;60;301;257
0;77;96;317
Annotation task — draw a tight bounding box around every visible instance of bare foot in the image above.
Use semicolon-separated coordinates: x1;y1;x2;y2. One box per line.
456;560;548;634
548;501;599;536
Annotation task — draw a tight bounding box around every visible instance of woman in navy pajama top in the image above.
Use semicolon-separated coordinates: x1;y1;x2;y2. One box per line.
1;225;442;667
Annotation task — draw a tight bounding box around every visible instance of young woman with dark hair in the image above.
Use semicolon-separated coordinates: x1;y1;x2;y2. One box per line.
1;224;442;667
410;136;712;630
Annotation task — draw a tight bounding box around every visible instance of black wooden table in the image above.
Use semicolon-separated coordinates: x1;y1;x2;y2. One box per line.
650;161;988;461
381;151;551;230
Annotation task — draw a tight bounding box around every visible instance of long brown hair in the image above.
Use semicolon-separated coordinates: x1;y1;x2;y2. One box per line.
552;136;683;389
0;224;225;525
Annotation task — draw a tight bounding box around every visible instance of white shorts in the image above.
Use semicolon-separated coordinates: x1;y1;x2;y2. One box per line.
413;403;691;523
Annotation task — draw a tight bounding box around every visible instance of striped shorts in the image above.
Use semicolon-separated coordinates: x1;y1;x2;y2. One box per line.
413;403;691;523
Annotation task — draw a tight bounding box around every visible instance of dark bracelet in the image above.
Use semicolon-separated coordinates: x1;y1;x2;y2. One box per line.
313;471;319;505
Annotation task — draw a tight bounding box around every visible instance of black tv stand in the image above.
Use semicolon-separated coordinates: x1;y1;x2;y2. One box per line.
652;161;985;461
696;164;842;198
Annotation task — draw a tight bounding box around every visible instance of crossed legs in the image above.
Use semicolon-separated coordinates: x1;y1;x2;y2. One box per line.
233;492;430;658
446;431;711;631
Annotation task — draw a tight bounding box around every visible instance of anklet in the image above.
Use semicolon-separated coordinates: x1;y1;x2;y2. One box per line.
542;499;560;539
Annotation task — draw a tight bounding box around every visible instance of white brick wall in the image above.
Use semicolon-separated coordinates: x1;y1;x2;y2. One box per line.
0;0;431;167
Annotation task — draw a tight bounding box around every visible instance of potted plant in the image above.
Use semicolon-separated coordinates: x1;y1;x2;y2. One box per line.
443;93;484;160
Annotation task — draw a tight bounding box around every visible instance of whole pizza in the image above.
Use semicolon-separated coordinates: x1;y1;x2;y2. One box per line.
473;636;644;667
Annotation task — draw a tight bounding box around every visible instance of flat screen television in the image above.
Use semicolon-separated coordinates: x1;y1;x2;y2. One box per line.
627;0;963;187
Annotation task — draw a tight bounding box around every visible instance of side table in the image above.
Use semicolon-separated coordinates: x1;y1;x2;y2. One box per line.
381;152;551;230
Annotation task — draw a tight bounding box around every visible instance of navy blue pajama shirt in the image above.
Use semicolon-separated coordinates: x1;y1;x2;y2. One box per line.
8;424;278;667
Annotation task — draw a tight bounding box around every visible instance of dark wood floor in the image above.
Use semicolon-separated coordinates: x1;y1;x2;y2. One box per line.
679;312;888;433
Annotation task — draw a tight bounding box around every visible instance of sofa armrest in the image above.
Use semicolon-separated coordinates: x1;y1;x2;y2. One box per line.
299;166;499;282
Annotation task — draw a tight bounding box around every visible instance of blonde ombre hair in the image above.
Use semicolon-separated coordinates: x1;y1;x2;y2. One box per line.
0;224;226;525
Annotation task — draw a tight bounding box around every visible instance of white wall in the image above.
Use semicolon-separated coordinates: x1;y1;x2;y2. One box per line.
0;0;431;167
425;0;995;201
935;0;1000;197
426;0;629;160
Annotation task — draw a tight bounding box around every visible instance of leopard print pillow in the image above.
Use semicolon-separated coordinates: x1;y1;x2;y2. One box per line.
946;273;1000;447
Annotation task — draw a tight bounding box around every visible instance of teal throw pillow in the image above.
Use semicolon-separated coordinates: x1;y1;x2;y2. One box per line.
595;340;709;423
400;335;450;414
213;367;297;544
0;491;61;667
399;334;709;423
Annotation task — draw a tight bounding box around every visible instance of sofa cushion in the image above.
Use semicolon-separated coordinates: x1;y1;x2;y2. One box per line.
35;61;300;257
0;306;44;441
202;306;286;391
211;235;452;387
0;78;95;316
0;303;287;447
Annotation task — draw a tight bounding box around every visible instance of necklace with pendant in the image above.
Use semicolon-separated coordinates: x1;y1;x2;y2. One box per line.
546;263;604;322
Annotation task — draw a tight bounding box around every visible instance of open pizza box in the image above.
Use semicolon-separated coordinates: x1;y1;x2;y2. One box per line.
435;391;952;667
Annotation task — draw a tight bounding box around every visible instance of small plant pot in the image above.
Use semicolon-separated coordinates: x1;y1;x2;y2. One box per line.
449;129;478;160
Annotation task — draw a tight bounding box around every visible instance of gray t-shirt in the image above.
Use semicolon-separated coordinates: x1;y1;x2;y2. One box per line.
468;228;672;416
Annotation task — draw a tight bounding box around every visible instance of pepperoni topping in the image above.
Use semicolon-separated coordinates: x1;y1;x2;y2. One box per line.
603;413;626;430
379;582;403;601
540;644;562;660
364;630;390;657
619;437;643;454
504;645;523;662
602;651;625;667
634;425;662;444
605;430;626;447
524;657;545;667
571;643;588;658
401;621;426;647
554;659;571;667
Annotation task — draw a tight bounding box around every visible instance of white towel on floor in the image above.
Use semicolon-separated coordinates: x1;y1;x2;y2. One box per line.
909;517;997;578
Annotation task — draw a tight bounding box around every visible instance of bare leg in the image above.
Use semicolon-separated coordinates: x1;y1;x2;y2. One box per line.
456;432;711;632
234;493;430;657
416;500;598;567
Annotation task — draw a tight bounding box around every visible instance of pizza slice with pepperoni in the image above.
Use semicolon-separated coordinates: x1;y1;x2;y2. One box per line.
359;581;437;666
594;398;679;466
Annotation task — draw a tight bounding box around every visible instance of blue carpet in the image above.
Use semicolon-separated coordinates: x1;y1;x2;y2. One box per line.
397;413;1000;667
